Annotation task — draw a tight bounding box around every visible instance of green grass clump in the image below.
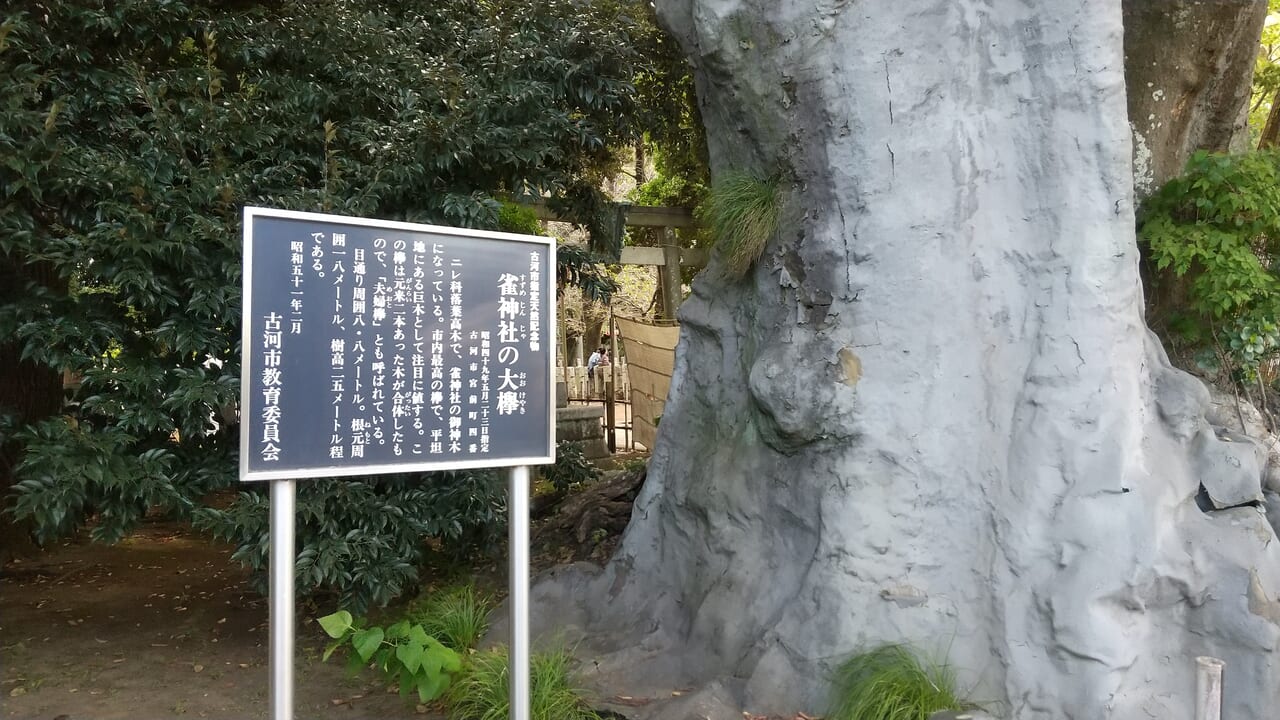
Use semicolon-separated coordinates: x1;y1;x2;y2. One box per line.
829;644;971;720
445;646;599;720
699;171;785;279
407;585;493;651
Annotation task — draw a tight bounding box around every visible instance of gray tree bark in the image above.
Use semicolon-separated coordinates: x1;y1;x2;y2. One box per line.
1124;0;1267;199
532;2;1280;719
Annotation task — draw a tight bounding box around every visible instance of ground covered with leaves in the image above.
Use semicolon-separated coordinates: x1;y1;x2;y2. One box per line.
1;523;444;719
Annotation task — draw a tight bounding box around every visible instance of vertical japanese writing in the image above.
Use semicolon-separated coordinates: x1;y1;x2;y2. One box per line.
430;328;444;454
430;243;446;455
447;256;464;453
261;312;283;462
411;240;427;455
391;239;408;456
329;232;348;460
350;246;368;459
247;211;554;477
480;330;491;451
289;240;305;335
310;232;325;279
370;238;388;452
528;251;541;353
495;272;526;416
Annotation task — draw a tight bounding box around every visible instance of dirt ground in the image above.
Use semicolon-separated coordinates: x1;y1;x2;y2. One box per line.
1;523;444;720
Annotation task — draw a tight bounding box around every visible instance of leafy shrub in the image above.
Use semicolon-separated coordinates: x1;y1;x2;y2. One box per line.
556;243;619;304
698;172;787;279
1141;150;1280;380
446;646;599;720
828;644;971;720
620;456;648;474
318;610;462;704
541;441;600;493
498;203;545;237
195;471;505;614
408;585;493;651
1;0;647;596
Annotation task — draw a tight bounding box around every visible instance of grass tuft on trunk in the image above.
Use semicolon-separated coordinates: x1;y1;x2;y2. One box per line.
828;644;973;720
699;172;786;279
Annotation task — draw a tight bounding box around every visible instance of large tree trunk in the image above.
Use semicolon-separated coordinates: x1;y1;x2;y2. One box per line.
534;1;1280;718
1260;87;1280;149
1123;0;1267;342
1124;0;1266;199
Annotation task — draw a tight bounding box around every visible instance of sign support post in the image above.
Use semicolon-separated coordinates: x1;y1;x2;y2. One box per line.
509;466;531;720
242;208;554;720
269;478;296;720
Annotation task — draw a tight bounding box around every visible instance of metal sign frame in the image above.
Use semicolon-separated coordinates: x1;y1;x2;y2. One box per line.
239;206;556;481
240;207;548;720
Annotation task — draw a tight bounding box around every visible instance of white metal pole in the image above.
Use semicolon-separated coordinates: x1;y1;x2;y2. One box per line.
509;466;531;720
269;479;296;720
1195;656;1224;720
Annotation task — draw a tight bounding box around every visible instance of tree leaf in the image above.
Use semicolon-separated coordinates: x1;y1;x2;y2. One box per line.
352;627;384;662
416;670;448;703
322;638;344;662
317;611;353;639
396;640;423;674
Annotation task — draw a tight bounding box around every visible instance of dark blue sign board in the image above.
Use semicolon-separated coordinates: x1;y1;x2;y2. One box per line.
239;207;555;481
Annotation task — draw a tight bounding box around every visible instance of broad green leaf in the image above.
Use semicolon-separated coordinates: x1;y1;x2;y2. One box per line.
352;627;384;662
416;670;448;703
396;640;424;674
439;646;462;673
317;611;353;639
385;620;410;640
322;638;344;662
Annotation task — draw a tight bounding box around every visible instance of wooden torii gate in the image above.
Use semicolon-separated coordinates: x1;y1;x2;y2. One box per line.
526;201;704;452
522;200;706;319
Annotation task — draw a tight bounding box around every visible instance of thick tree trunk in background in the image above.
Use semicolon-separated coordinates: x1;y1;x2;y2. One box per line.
0;256;65;562
635;139;647;186
533;2;1280;718
1260;87;1280;148
1124;0;1266;199
1123;0;1266;358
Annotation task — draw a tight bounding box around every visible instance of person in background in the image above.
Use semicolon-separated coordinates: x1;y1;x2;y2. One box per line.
587;346;605;396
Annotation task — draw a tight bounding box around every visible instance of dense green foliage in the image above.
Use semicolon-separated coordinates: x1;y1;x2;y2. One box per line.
196;472;505;612
318;609;463;704
828;645;970;720
541;440;600;493
628;2;709;203
1249;0;1280;140
0;0;649;607
446;646;599;720
407;585;493;651
1140;150;1280;380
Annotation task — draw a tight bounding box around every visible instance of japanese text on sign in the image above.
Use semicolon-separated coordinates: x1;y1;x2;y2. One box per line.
240;208;554;481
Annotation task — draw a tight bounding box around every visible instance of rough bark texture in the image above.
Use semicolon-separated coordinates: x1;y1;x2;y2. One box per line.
530;1;1280;719
1260;87;1280;149
1124;0;1266;199
533;467;646;558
